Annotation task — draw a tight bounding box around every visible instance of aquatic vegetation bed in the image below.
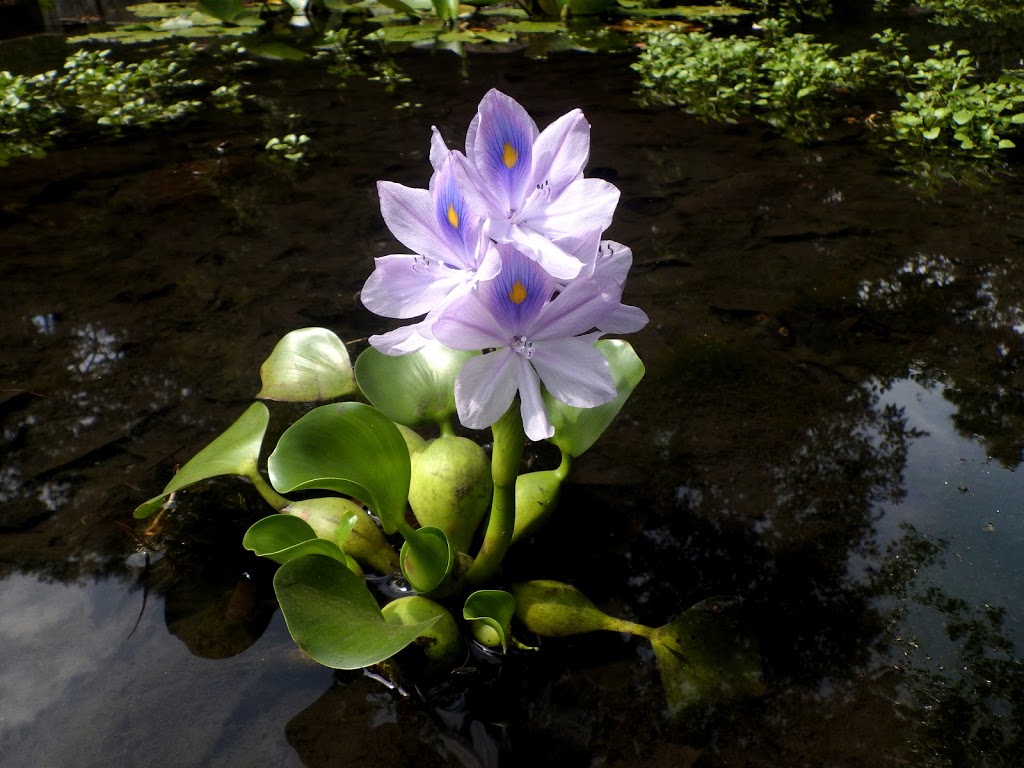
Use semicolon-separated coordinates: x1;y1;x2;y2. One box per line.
633;19;1024;177
0;43;243;166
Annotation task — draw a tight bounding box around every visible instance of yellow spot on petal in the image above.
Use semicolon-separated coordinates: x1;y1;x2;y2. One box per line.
502;142;518;169
508;280;528;305
447;203;459;229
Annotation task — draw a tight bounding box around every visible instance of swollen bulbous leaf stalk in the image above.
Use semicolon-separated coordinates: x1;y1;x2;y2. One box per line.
408;436;493;554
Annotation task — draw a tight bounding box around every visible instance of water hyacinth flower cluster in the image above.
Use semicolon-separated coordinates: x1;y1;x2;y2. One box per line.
133;91;762;717
362;88;648;440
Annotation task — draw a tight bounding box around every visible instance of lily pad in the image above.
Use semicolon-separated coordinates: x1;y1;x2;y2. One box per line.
257;327;357;402
134;402;269;518
268;402;411;534
196;0;246;22
613;2;750;17
274;554;438;669
544;339;645;457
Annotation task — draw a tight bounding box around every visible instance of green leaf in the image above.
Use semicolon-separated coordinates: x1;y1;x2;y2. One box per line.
921;126;941;140
257;327;357;402
243;513;357;571
998;139;1016;149
400;526;453;593
375;0;423;14
274;554;437;669
196;0;244;22
951;110;974;126
651;596;765;718
544;340;645;457
134;402;269;518
355;342;476;428
430;0;458;20
463;589;516;652
268;402;411;534
511;467;565;544
285;497;399;573
250;41;309;61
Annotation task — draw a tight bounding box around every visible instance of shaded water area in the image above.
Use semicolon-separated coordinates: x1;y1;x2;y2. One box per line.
3;29;1024;767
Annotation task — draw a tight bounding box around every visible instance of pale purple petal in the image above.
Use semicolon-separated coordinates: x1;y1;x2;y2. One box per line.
592;240;632;285
378;181;450;260
467;90;538;215
429;126;450;171
516;355;553;441
512;226;584;281
475;236;502;282
454;349;519;431
432;293;506;351
477;246;552;335
598;304;649;334
551;229;603;280
430;156;480;270
531;108;589;195
453;150;504;223
369;322;434;356
530;337;617;409
531;177;620;238
598;303;647;333
361;255;470;319
529;276;621;341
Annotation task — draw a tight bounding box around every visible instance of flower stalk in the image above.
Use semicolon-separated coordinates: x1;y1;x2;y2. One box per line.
466;403;525;585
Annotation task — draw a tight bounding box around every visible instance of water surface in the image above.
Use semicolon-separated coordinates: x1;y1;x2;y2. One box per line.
2;39;1024;767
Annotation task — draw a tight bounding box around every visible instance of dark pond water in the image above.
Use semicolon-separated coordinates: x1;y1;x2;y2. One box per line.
3;23;1024;768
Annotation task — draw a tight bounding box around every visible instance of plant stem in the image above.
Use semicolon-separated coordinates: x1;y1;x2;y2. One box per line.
466;404;525;585
246;469;291;511
554;449;571;482
603;616;655;640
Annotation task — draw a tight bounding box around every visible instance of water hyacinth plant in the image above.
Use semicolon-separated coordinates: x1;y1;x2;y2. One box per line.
135;89;762;715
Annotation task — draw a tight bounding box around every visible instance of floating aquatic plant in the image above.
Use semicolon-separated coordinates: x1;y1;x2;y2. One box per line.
135;89;764;715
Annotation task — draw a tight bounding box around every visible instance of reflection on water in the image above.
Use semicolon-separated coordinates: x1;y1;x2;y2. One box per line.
0;572;324;768
2;44;1024;767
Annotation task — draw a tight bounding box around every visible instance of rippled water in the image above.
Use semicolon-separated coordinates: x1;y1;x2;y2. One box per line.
2;28;1024;767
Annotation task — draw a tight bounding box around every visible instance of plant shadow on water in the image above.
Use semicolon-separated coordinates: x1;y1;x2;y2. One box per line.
3;12;1024;766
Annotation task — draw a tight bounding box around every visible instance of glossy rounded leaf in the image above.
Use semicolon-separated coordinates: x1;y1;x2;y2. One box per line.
268;402;410;534
399;526;453;594
243;513;363;576
257;327;357;402
134;402;269;518
463;589;516;653
274;555;437;669
544;339;645;457
355;341;476;428
243;513;351;566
